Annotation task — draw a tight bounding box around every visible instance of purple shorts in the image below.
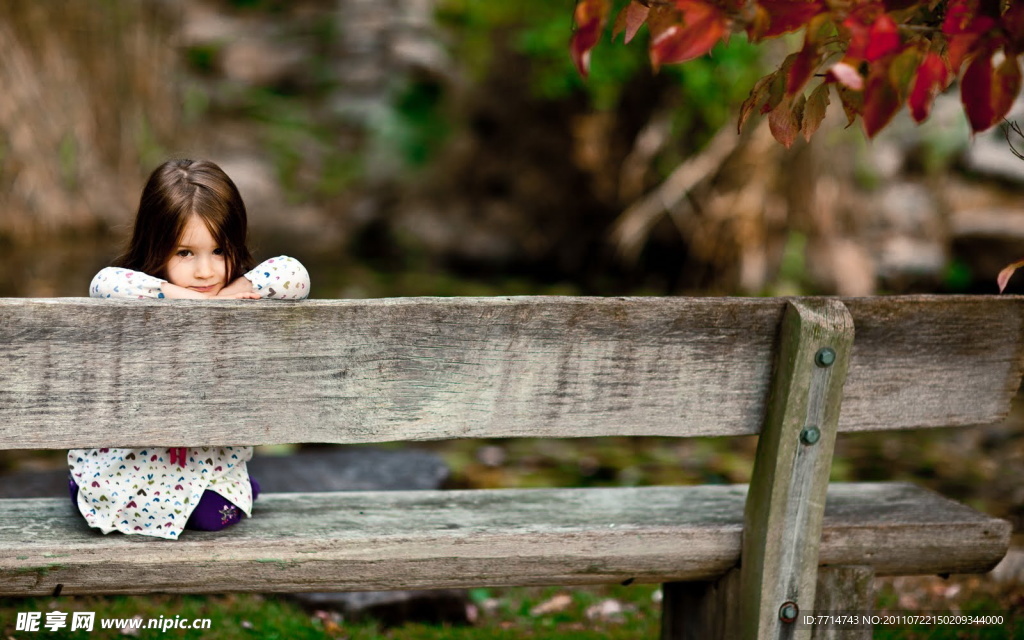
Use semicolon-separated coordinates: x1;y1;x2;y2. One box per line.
69;477;260;532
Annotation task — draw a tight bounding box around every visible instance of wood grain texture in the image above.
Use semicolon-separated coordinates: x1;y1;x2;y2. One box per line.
810;566;874;640
0;483;1009;596
0;296;1021;449
741;300;854;640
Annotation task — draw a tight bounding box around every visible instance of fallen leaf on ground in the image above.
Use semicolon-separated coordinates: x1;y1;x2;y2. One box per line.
530;593;573;616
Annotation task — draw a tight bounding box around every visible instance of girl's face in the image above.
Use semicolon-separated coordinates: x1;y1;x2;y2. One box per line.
165;215;227;296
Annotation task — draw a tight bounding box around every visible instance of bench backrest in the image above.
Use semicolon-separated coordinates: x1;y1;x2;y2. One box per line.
1;296;1021;450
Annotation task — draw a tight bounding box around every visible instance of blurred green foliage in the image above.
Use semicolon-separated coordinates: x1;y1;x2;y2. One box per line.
176;0;765;200
432;0;764;157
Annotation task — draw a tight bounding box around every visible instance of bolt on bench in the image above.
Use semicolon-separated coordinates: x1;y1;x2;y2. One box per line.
0;296;1020;640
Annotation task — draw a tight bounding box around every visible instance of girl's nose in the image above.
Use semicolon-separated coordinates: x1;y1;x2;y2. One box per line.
195;256;214;279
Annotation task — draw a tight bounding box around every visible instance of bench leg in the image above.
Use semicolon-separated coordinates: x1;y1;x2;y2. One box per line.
810;566;874;640
660;566;874;640
660;569;741;640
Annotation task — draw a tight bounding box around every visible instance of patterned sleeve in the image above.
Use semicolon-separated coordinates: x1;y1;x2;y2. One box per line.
90;267;167;299
244;256;310;300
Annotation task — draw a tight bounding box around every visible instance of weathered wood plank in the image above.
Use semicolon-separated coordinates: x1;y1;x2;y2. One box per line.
0;296;1021;449
809;566;874;640
740;300;854;640
0;483;1008;596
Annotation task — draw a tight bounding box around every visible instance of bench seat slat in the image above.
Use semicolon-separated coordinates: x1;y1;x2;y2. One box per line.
0;482;1009;596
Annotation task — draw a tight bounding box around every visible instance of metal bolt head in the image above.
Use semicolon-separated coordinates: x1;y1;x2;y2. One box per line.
779;601;799;623
815;347;836;367
800;426;821;446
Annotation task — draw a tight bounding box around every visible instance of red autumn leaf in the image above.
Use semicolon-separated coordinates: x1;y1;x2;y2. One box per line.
942;0;998;35
962;50;996;132
836;83;865;127
946;33;981;75
738;72;776;132
571;0;610;77
801;82;831;141
842;13;871;61
863;62;902;137
750;0;825;40
941;0;973;33
613;0;650;44
769;95;803;147
998;258;1024;293
761;52;799;114
991;55;1023;128
787;36;820;96
649;0;727;69
908;52;950;122
865;13;901;61
941;0;1000;73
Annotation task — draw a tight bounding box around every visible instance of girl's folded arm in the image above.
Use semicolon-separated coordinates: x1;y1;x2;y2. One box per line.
90;267;167;299
243;256;311;300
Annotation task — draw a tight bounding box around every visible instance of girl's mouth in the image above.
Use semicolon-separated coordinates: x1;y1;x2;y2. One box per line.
190;285;218;293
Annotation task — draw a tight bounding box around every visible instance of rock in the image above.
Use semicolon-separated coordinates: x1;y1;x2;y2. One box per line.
963;96;1024;184
876;183;942;236
807;238;876;297
300;589;472;626
246;447;449;492
876;236;946;280
990;547;1024;585
951;208;1024;241
0;467;70;499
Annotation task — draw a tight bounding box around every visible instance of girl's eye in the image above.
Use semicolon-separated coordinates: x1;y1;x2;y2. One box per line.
176;250;192;258
213;248;224;256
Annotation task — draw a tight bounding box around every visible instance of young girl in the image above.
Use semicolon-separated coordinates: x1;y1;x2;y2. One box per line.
69;158;310;540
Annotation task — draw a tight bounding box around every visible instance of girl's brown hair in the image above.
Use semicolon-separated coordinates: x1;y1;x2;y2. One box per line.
115;159;254;282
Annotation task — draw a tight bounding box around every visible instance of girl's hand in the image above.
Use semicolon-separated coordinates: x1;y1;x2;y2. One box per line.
214;290;261;300
216;276;259;299
159;281;260;299
159;282;215;299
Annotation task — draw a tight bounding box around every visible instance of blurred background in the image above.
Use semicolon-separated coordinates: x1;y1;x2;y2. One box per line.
1;0;1022;634
3;0;1024;300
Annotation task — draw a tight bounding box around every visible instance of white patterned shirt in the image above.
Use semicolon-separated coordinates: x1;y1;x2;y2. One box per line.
71;256;310;539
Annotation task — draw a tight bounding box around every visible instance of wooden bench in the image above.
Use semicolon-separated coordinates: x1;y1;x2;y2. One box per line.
1;295;1021;639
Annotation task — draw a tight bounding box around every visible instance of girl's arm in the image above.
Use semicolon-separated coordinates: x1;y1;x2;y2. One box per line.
90;267;259;299
241;256;311;300
90;267;167;299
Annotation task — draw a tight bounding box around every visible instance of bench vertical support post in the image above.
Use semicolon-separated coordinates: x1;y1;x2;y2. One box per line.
662;564;873;640
739;299;854;640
